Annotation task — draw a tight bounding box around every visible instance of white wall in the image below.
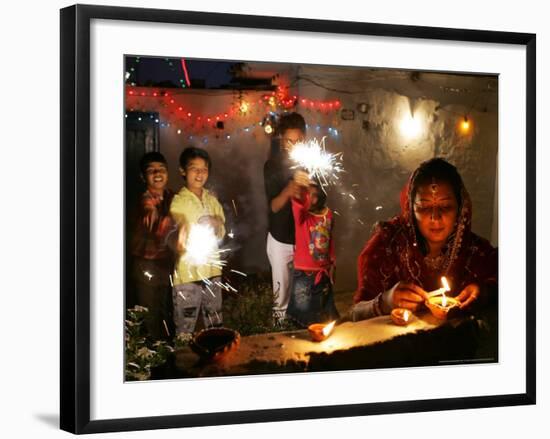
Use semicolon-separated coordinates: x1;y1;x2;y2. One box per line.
1;0;546;438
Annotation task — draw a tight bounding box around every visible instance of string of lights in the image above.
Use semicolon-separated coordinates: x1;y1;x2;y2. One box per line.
125;110;341;143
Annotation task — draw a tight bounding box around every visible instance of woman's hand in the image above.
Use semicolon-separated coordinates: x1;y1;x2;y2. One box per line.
456;283;480;309
391;282;429;311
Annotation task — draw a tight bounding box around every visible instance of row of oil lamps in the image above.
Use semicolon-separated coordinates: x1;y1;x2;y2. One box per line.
309;276;459;342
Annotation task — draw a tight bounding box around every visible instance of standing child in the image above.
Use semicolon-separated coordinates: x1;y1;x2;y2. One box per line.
131;151;175;340
263;112;307;321
286;176;340;327
170;147;226;336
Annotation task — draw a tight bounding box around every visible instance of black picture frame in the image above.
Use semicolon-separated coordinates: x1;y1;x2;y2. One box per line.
60;4;536;434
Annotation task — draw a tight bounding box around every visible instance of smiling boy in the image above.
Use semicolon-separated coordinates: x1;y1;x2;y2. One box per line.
131;151;175;340
170;147;226;335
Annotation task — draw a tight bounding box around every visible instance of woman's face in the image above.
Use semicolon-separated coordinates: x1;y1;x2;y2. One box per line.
413;181;458;248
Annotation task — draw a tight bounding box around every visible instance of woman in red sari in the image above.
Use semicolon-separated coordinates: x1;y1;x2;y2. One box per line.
349;158;497;321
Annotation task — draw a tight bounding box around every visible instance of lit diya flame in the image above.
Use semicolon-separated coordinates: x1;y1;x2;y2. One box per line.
322;321;336;337
425;277;460;319
440;276;451;307
391;308;413;326
427;276;452;298
308;320;336;341
289;137;344;188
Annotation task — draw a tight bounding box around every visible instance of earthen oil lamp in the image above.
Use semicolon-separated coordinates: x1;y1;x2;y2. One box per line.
190;327;240;362
391;308;413;326
425;276;460;320
308;320;336;342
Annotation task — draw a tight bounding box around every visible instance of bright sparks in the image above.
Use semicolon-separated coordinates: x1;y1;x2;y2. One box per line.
184;223;221;267
289;137;344;187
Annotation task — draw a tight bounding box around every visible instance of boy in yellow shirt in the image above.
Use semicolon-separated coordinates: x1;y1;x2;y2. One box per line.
170;147;226;335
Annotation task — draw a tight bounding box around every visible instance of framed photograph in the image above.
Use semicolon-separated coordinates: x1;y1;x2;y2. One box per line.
60;4;536;434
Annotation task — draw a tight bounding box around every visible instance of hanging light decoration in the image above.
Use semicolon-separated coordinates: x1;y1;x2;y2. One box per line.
460;115;471;133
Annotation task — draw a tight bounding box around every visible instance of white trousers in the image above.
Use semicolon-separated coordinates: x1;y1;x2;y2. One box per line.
266;233;294;318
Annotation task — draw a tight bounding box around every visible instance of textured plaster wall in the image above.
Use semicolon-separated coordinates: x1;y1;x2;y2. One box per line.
293;66;498;292
129;66;498;293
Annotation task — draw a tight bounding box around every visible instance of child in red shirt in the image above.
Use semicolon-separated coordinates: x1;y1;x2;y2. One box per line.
286;179;340;327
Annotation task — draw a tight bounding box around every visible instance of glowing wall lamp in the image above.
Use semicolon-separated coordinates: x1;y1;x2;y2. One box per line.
459;115;472;134
399;112;422;140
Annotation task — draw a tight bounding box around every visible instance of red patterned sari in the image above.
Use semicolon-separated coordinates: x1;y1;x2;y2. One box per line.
354;171;497;303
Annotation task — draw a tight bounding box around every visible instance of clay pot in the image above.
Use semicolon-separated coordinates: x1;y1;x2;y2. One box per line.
308;322;335;342
425;296;460;320
391;308;413;326
190;327;240;362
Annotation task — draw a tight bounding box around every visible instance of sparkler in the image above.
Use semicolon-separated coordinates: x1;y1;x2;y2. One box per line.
183;223;226;269
289;137;344;187
162;320;170;337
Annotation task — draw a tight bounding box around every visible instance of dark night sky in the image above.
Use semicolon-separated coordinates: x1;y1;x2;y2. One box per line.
125;56;238;88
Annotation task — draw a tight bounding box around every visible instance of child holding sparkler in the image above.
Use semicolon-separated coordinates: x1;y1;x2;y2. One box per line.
286;176;340;327
131;152;175;340
264;112;307;322
170;147;226;336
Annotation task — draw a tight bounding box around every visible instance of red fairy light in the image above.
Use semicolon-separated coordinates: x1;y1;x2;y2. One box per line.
128;90;134;95
187;112;192;117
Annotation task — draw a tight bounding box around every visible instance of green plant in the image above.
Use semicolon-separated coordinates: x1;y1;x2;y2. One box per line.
222;276;301;336
125;305;174;381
